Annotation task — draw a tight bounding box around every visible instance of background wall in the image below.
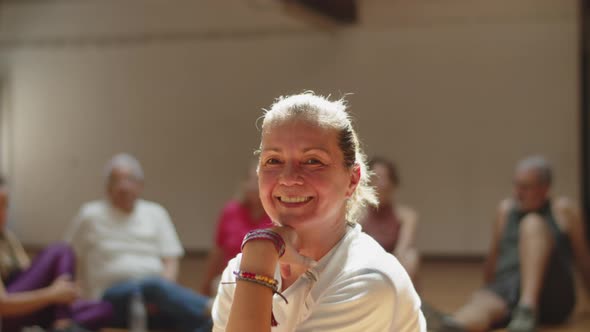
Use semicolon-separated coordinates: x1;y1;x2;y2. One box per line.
0;0;580;255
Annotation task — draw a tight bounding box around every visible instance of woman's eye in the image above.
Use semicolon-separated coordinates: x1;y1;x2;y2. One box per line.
264;158;281;165
304;159;322;165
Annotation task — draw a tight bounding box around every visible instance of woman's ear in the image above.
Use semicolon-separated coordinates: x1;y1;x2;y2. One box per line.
346;164;361;198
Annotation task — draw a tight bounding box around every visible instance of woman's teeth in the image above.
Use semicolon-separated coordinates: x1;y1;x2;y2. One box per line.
280;196;310;203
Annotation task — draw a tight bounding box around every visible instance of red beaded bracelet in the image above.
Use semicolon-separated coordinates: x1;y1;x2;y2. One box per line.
232;270;288;327
233;270;278;291
241;229;286;257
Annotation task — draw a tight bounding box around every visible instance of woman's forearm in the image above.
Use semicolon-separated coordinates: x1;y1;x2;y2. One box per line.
225;240;279;332
0;287;55;317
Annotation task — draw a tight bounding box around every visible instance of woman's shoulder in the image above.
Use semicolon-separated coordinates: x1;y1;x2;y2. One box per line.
337;230;408;282
317;230;417;309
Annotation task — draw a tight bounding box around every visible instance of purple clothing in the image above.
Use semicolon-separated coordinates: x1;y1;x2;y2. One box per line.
1;243;112;332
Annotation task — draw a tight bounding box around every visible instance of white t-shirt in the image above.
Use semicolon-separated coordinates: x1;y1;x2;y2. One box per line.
66;199;184;299
212;224;426;332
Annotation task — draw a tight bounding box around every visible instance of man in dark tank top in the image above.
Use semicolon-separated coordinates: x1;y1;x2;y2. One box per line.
427;156;590;332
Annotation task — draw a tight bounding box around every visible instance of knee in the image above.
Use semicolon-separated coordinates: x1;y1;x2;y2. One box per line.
44;242;74;256
519;213;551;238
41;242;75;264
468;289;490;304
140;277;171;297
102;281;141;302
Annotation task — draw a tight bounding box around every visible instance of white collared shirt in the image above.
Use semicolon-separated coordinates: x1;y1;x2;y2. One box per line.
212;224;426;332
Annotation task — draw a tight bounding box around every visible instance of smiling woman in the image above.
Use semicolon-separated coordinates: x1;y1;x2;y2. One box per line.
211;92;426;332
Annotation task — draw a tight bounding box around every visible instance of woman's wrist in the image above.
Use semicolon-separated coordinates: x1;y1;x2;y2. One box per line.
242;229;286;258
41;286;58;304
240;240;279;276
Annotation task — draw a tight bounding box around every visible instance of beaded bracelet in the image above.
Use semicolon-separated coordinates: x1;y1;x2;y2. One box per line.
241;229;286;258
232;270;288;327
233;270;278;292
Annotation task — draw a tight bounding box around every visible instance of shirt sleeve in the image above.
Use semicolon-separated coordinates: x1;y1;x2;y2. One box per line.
155;205;185;258
389;270;426;332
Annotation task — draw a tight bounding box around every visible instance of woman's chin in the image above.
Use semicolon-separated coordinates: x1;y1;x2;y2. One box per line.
276;215;314;229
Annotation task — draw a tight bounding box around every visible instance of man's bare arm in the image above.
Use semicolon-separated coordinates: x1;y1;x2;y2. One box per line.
161;257;180;282
483;199;511;284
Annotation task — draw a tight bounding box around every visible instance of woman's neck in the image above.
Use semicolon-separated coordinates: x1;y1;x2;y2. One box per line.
279;217;348;290
296;219;348;261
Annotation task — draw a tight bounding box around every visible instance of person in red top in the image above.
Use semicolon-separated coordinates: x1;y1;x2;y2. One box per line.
200;163;272;296
360;156;421;284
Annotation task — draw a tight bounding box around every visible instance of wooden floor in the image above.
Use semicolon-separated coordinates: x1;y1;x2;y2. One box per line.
177;255;590;332
419;261;590;332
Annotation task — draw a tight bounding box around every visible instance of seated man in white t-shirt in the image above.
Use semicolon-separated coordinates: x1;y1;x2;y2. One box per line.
66;153;211;332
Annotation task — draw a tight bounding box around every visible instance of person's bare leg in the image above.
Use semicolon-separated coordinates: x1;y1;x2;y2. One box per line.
397;248;420;290
517;213;554;309
452;289;509;332
504;213;554;332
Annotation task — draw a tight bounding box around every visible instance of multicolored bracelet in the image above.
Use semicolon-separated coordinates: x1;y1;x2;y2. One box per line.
232;270;288;327
241;229;286;257
233;270;278;292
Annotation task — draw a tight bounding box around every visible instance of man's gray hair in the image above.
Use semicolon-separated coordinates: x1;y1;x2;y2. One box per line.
516;155;552;186
104;153;144;181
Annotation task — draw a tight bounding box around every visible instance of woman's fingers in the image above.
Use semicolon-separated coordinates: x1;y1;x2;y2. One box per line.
270;226;318;268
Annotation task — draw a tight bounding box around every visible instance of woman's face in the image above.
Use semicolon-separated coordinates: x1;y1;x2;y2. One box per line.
258;120;359;231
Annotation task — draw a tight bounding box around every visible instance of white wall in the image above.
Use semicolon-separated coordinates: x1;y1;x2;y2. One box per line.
0;0;580;255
